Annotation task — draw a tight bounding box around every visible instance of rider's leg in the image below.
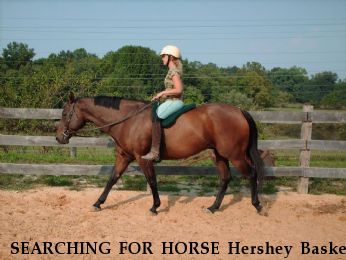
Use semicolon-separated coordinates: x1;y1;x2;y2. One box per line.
141;114;162;160
156;99;184;119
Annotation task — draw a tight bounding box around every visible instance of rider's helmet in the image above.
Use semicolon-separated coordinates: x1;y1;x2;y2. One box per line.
160;45;181;59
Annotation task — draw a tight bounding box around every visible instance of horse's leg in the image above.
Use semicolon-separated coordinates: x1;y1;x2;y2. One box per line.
138;158;161;215
232;159;262;213
207;151;231;213
93;151;132;210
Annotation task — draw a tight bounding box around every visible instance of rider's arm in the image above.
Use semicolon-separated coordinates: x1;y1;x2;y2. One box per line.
152;74;183;100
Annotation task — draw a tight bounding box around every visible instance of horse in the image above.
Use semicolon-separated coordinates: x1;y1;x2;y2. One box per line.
55;93;265;215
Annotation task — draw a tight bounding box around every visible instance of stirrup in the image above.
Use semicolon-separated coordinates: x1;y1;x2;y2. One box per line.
141;151;160;161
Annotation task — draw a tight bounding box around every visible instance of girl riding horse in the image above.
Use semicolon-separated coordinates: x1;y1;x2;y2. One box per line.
142;45;185;161
55;45;265;215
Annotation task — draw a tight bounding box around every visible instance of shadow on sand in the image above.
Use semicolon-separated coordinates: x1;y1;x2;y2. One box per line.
102;193;150;210
96;186;279;216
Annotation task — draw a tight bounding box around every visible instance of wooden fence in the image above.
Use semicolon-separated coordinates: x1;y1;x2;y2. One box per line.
0;105;346;194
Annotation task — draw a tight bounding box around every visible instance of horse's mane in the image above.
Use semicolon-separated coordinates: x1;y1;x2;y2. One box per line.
92;96;149;110
93;96;122;109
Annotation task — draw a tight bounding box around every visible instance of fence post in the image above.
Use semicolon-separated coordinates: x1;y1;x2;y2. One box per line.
70;147;77;158
297;104;313;194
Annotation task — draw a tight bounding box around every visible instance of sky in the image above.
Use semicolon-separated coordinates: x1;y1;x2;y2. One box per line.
1;0;346;79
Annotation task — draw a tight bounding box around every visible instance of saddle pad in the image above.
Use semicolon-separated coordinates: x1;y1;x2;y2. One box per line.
152;103;196;128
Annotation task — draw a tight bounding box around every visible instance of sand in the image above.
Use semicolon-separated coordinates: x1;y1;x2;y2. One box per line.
0;187;345;260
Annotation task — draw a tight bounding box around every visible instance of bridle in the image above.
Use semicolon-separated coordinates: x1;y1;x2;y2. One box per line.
63;102;77;139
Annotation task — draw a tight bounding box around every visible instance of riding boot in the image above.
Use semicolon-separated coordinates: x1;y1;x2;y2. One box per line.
142;118;162;161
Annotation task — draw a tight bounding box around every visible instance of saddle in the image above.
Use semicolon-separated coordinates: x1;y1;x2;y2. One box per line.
152;102;196;128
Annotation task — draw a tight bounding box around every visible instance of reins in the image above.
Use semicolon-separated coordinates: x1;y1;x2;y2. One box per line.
64;100;155;137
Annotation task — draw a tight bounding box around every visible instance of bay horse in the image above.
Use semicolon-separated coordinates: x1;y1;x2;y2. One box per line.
55;93;265;214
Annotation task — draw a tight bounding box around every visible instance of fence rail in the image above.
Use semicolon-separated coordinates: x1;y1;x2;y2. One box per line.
1;135;346;151
1;163;345;179
2;108;346;123
1;106;346;194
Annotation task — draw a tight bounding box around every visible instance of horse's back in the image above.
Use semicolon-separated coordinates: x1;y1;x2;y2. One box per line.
166;103;247;133
162;103;250;159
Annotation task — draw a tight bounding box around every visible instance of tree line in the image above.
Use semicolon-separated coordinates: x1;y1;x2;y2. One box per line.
1;42;345;111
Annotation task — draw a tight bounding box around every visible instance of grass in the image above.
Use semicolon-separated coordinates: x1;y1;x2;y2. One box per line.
2;147;346;167
0;146;345;195
2;173;345;196
0;146;115;164
272;150;346;168
0;174;37;190
309;178;346;195
121;175;147;191
43;175;74;186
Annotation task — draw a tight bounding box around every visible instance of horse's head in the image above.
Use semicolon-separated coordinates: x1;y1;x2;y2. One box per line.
56;92;85;144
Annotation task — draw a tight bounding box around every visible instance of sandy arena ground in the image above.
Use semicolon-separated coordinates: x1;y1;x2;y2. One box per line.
0;187;345;260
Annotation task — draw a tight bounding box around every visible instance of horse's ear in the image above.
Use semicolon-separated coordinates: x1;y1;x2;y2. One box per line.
69;92;75;103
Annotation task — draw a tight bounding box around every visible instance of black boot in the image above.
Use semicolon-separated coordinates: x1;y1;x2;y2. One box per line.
142;118;162;160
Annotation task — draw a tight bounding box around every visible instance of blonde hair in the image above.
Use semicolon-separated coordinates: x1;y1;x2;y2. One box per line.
172;57;183;73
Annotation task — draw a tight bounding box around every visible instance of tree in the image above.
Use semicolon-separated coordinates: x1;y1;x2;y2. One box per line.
2;42;35;69
268;66;309;104
229;63;274;108
269;66;308;91
0;42;343;112
183;86;205;104
300;71;338;105
243;61;266;76
211;89;255;110
184;62;234;103
321;80;346;109
98;45;165;98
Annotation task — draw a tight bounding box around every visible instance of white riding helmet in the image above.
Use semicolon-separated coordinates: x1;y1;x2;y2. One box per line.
160;45;181;59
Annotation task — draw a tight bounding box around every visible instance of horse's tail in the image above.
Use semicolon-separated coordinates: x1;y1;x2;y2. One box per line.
240;110;265;189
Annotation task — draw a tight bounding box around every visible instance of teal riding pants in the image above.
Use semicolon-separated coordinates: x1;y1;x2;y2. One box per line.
156;99;184;119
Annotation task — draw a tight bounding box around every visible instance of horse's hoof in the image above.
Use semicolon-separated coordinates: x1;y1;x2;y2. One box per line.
204;208;214;214
256;204;268;216
91;205;101;212
148;209;158;216
257;207;268;217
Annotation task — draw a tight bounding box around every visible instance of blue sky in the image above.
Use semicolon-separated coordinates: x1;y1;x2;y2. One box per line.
1;0;346;78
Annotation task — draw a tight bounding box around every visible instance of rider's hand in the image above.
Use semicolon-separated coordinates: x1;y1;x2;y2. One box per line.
151;92;165;101
151;95;159;101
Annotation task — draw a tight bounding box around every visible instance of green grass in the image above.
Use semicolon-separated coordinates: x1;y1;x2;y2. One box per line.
0;174;37;190
0;146;115;164
273;150;346;168
0;147;345;195
0;174;108;191
42;175;74;186
121;175;147;191
1;173;345;196
309;178;346;195
2;147;346;167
